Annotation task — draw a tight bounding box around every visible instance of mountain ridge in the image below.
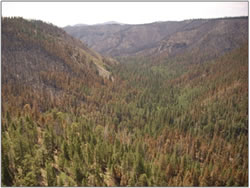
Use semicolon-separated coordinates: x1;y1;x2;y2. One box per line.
64;16;248;57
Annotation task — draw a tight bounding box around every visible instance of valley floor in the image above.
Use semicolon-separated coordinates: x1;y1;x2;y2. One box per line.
2;43;248;186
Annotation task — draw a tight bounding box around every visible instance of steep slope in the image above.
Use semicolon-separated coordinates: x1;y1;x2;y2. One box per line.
64;17;248;57
2;17;117;114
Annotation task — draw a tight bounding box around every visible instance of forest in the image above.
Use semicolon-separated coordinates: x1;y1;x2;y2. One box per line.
1;17;248;186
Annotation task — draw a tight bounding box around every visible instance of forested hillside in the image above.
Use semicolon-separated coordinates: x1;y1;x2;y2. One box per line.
2;17;248;186
2;17;116;115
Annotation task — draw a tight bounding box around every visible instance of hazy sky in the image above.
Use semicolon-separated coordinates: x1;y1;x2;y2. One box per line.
2;2;248;27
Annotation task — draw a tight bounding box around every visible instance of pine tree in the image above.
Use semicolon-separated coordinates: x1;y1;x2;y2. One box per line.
74;166;84;186
137;173;149;186
46;162;57;186
2;154;13;186
62;141;70;161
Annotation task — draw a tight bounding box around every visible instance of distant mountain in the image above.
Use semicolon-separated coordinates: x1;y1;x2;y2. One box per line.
64;17;248;57
94;21;125;25
65;21;125;28
73;23;89;27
